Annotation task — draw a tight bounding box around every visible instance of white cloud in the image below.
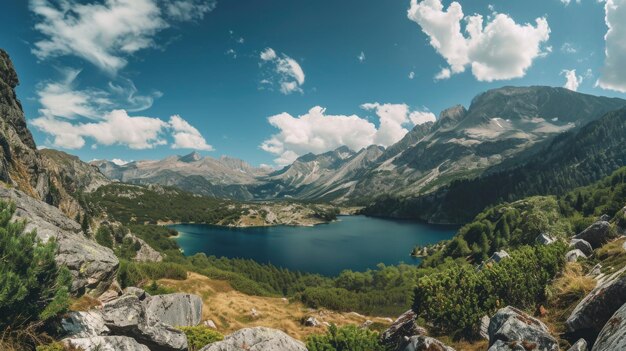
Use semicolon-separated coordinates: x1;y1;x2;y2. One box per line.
30;0;216;74
169;115;214;151
561;42;578;54
261;104;435;166
259;48;305;95
225;48;237;59
407;0;550;81
358;51;366;63
562;69;583;91
597;0;626;92
165;0;216;21
560;0;581;5
409;111;437;125
32;109;168;149
37;68;159;120
408;71;415;79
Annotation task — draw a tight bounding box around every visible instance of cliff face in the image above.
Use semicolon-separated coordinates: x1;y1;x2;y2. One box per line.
0;49;108;218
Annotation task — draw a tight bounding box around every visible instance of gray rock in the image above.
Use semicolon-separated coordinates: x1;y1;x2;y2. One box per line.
592;302;626;351
566;249;587;263
569;239;594;257
102;295;188;351
599;214;612;222
488;306;558;351
124;287;150;300
144;293;203;327
567;338;587;351
566;266;626;338
489;340;533;351
0;186;119;295
478;250;511;270
61;311;109;338
587;264;602;277
203;320;217;329
480;315;491;340
360;320;373;329
573;221;615;248
199;327;307;351
64;336;150;351
303;316;319;327
381;309;427;351
99;290;121;304
126;233;163;262
403;335;455;351
537;233;556;245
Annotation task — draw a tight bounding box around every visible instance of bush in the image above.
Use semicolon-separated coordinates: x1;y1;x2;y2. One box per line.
179;326;224;351
306;324;384;351
413;243;567;338
0;200;72;330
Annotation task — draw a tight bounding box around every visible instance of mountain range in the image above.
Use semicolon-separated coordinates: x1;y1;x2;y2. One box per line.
92;86;626;212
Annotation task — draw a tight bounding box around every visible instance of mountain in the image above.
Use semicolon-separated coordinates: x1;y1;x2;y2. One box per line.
0;49;109;218
363;106;626;223
91;152;271;199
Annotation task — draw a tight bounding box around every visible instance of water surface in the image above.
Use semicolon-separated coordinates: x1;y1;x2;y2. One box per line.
171;215;457;276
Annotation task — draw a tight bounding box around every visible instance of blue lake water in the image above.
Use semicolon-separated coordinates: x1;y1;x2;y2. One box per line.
171;215;457;276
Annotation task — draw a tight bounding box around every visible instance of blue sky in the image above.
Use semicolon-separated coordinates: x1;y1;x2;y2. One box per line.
1;0;625;166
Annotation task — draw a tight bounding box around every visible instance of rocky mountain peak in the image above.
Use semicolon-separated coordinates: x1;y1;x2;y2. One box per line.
179;151;202;163
436;104;467;130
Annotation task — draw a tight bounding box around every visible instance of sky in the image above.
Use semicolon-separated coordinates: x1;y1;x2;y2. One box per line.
0;0;625;167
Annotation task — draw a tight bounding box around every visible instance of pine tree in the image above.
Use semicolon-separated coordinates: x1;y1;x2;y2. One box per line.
0;200;71;330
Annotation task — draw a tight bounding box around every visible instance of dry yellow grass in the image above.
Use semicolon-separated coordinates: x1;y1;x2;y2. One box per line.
545;262;596;333
159;272;392;341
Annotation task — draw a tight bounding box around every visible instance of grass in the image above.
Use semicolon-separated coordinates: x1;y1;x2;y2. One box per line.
158;272;392;341
69;295;101;312
595;237;626;273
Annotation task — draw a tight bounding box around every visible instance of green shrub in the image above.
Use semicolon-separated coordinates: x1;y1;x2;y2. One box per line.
0;200;72;330
306;324;384;351
36;342;65;351
179;326;224;351
413;243;567;338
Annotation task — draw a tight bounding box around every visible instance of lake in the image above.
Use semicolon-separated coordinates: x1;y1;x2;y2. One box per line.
171;215;457;276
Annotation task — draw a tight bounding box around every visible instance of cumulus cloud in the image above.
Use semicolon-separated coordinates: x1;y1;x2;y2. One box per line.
562;69;583;91
561;42;578;54
560;0;581;5
261;104;435;166
30;0;216;74
169;115;214;151
32;109;168;149
259;48;305;94
358;51;366;63
407;0;550;81
408;71;415;79
597;0;626;93
33;71;211;150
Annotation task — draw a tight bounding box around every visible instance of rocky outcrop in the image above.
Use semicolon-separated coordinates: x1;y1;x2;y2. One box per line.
488;306;558;351
1;186;118;295
102;295;188;351
573;221;615;248
61;311;110;338
64;336;150;351
567;339;587;351
566;249;587;263
403;335;455;351
126;234;163;262
592;302;626;351
569;239;593;256
380;309;427;351
537;233;556;245
565;266;626;339
199;327;307;351
144;293;202;327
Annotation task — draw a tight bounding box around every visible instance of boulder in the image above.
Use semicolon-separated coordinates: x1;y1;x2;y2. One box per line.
64;336;150;351
480;315;491;340
491;250;511;263
0;186;119;295
199;327;307;351
124;287;150;301
102;295;188;351
537;233;556;245
567;338;587;351
99;290;121;304
587;264;602;277
566;249;587;263
380;309;427;351
565;266;626;339
569;239;594;256
303;316;319;327
126;233;163;262
360;320;373;329
61;311;109;338
488;306;558;351
599;214;611;222
592;302;626;351
144;293;203;327
403;335;455;351
203;320;217;329
573;221;614;248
